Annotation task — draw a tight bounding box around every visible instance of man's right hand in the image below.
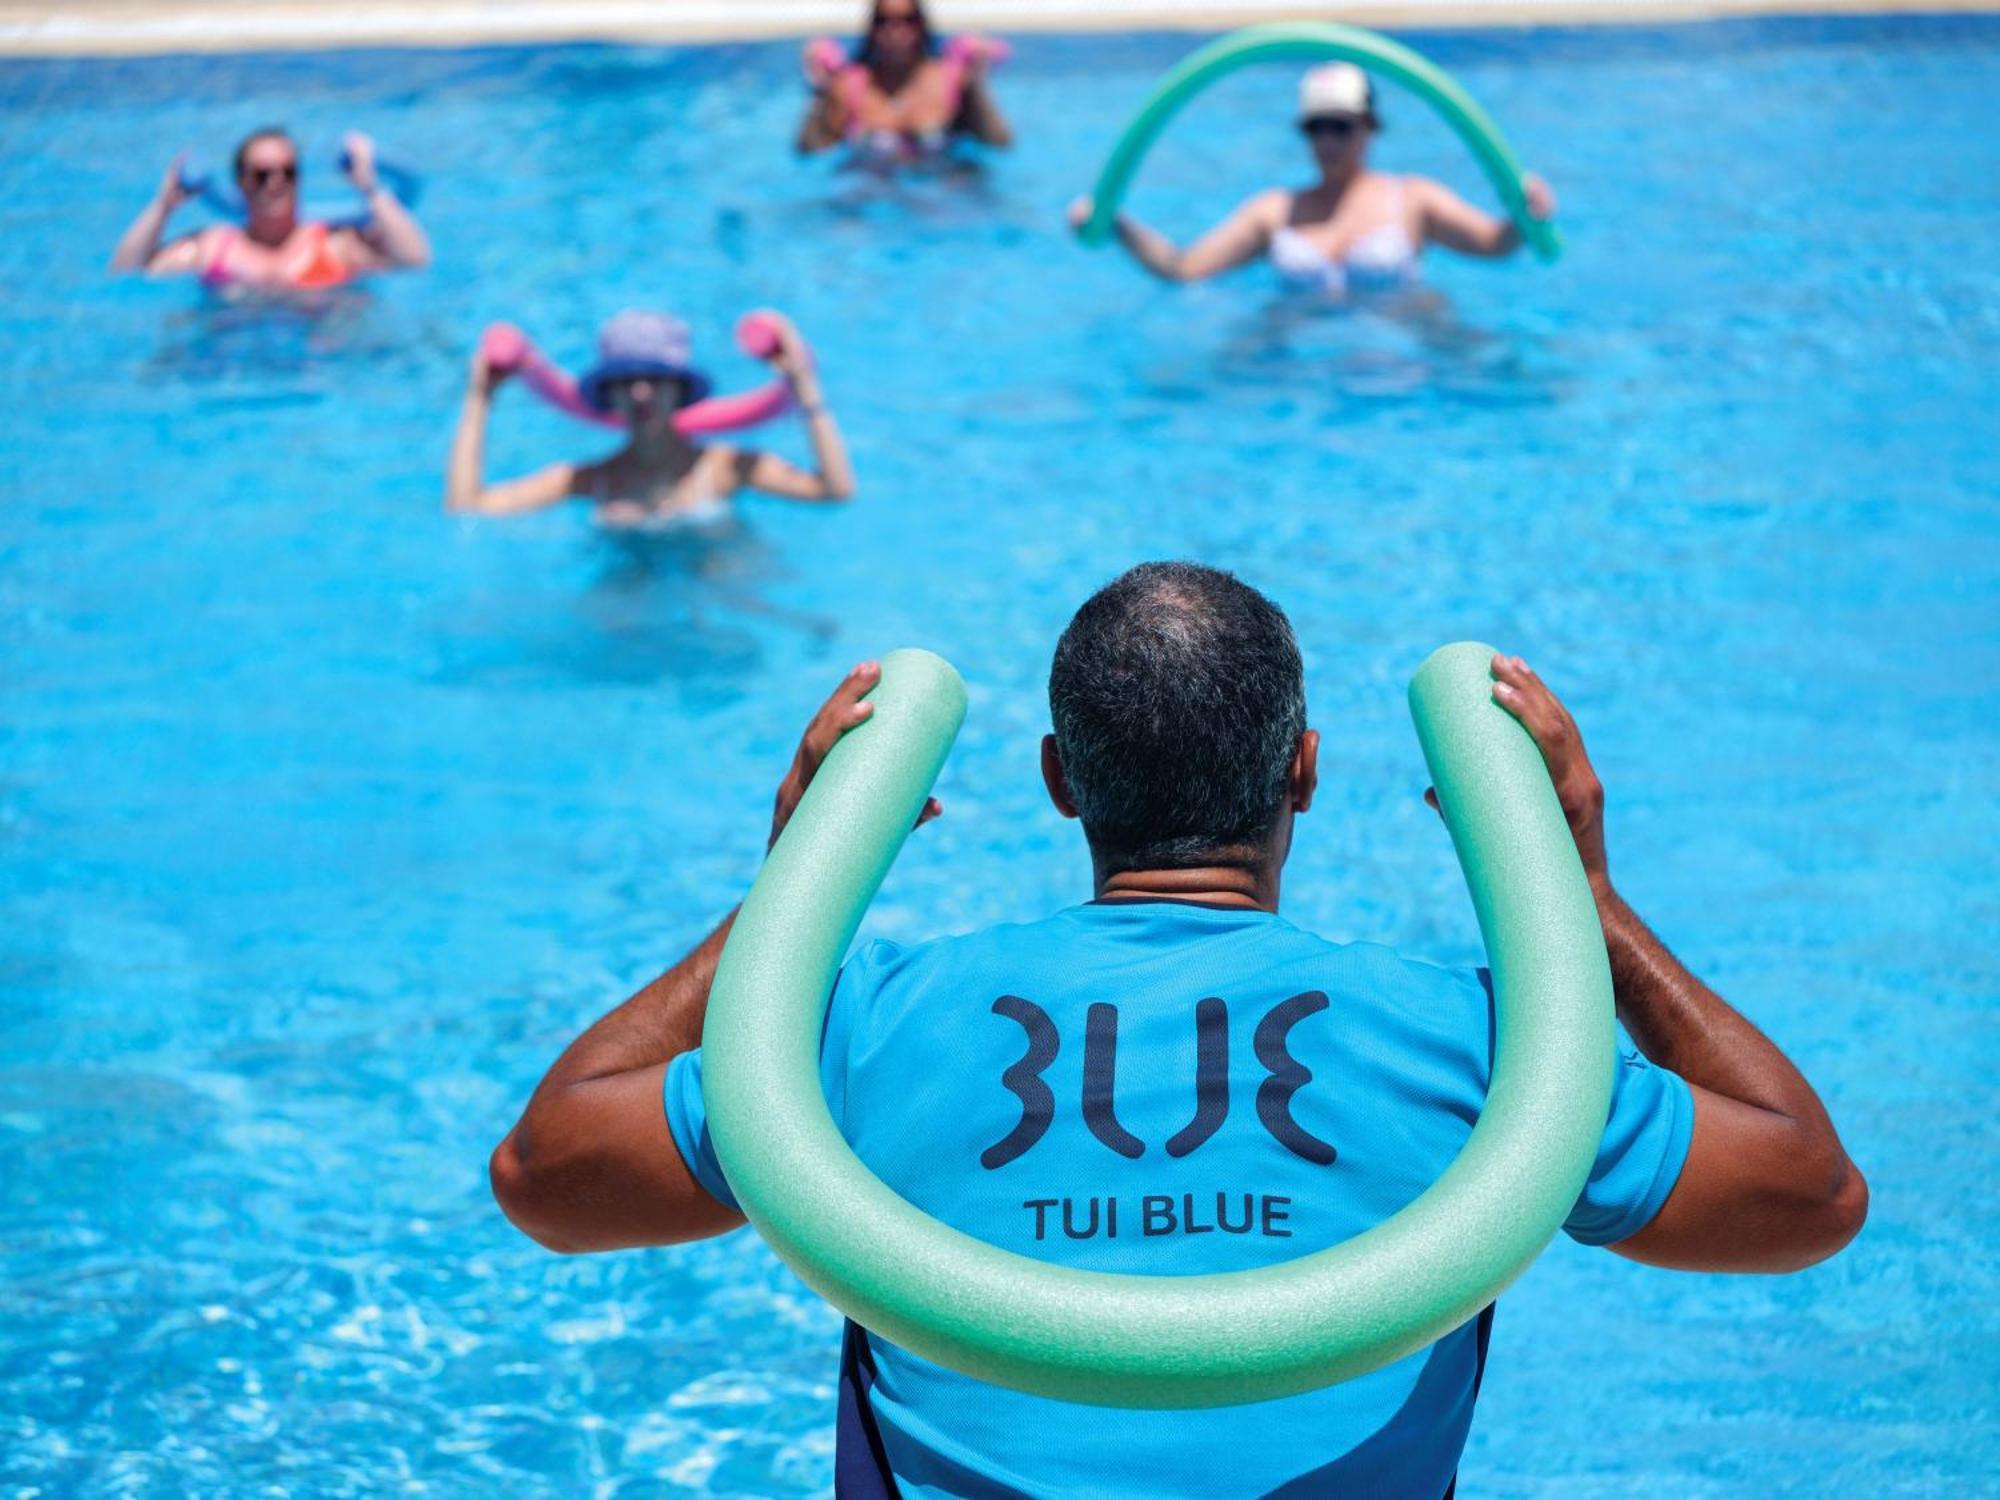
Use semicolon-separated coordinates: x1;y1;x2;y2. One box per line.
1489;653;1609;891
1470;650;1867;1275
770;662;942;849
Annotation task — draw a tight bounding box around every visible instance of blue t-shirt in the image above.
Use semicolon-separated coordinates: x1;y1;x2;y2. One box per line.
665;901;1693;1499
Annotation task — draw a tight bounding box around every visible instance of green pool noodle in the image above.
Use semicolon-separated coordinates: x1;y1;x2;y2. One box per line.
701;642;1612;1407
1078;22;1560;264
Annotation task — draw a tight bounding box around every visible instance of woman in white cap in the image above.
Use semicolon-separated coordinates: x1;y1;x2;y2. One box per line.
1070;63;1554;295
446;310;854;526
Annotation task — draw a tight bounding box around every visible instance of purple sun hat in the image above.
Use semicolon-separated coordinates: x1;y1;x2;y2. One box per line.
575;310;716;413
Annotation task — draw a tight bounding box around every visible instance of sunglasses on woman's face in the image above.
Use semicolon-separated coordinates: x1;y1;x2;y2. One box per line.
874;11;920;30
245;163;298;187
1302;116;1364;140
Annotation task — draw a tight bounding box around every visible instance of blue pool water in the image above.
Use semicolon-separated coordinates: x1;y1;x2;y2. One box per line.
3;15;1997;1495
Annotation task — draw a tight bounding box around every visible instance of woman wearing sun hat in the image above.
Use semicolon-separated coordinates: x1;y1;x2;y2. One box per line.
1070;63;1556;294
446;309;854;525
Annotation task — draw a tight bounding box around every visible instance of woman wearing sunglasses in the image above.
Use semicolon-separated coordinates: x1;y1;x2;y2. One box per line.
797;0;1012;159
111;128;430;291
1071;65;1553;296
446;310;855;528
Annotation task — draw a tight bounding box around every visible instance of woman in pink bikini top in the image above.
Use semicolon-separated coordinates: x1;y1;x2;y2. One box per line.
795;0;1012;159
1071;64;1557;297
110;128;431;292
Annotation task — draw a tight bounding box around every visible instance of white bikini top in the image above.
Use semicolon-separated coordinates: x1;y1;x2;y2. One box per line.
1269;177;1419;296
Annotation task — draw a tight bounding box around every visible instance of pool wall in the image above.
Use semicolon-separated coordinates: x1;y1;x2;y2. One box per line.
3;0;1995;55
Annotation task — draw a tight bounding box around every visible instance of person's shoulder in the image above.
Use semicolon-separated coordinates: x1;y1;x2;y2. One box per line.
1241;187;1291;226
1280;926;1490;1020
841;909;1112;1007
1380;944;1493;1061
1398;174;1462;213
1361;937;1487;1000
558;457;601;498
703;443;750;487
848;909;1065;975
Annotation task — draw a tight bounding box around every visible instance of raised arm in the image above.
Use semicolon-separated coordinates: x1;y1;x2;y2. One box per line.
954;65;1013;148
1411;173;1555;259
1490;654;1867;1274
797;44;850;155
797;89;848;154
490;664;939;1253
1069;190;1282;284
490;913;744;1252
110;155;201;274
445;346;576;515
341;132;431;270
724;316;855;503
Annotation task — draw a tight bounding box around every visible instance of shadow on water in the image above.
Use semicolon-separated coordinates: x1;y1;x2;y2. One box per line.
142;286;430;388
433;517;839;695
702;147;1006;263
1210;287;1563;411
817;146;1002;222
591;517;839;641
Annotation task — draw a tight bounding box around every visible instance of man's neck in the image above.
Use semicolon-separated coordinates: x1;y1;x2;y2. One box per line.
1094;863;1278;913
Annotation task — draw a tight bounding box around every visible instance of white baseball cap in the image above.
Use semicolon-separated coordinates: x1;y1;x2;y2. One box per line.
1298;63;1378;123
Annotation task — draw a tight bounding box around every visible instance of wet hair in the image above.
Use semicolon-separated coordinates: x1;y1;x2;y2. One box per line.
853;0;939;66
1049;562;1307;873
233;126;298;181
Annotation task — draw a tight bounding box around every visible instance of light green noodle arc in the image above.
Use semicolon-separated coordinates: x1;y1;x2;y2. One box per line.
1078;23;1561;264
701;643;1609;1407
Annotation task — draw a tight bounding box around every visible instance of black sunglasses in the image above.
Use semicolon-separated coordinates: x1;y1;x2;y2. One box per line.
1301;116;1365;139
245;164;298;187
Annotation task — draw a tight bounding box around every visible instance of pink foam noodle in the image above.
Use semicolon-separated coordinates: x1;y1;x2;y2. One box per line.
942;34;1012;71
480;315;807;437
936;35;1010;118
480;321;621;429
676;312;800;435
804;37;872;130
733;310;785;361
802;36;848;83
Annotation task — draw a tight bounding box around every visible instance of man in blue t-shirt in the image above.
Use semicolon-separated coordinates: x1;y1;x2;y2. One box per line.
492;563;1867;1497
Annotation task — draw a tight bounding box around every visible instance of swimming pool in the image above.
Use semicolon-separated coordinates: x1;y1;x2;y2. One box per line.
2;14;1996;1494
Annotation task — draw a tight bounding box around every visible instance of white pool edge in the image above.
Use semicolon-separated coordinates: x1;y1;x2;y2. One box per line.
0;0;1991;57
